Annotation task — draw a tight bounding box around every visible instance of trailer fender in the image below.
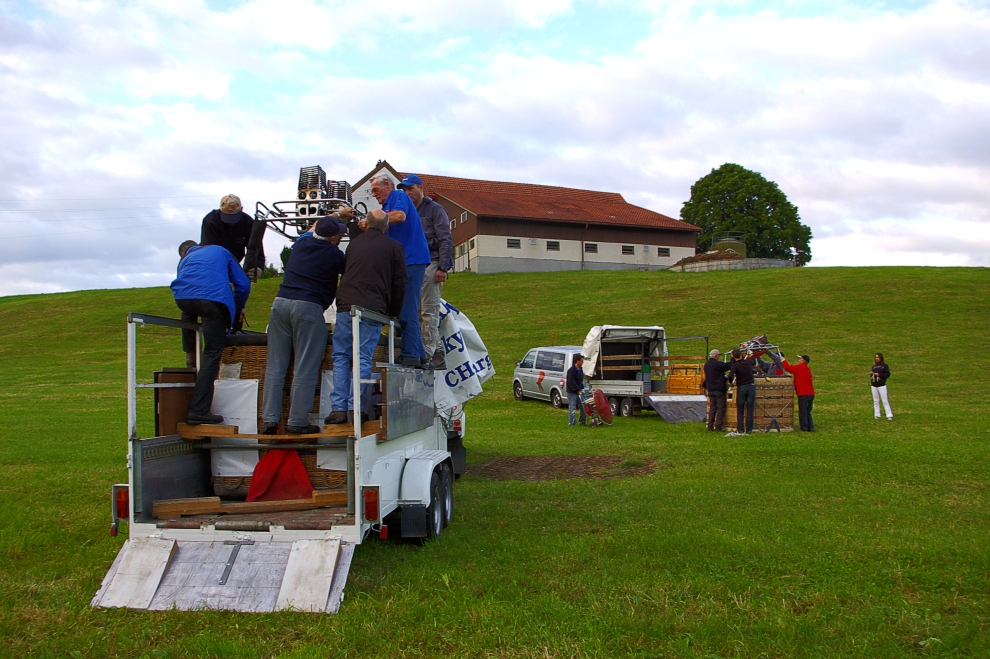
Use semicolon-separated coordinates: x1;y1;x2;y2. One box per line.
399;450;449;505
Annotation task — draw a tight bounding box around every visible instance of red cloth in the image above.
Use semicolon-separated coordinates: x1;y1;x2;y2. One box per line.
782;359;815;396
246;450;314;502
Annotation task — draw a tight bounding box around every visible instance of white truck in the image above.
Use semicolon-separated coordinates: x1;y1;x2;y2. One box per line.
93;305;491;614
581;325;709;423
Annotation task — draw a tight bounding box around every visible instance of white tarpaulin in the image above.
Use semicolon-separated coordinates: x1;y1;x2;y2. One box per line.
581;326;603;378
434;299;495;412
210;379;259;477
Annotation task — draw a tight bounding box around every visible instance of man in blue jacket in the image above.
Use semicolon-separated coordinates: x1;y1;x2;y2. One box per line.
171;241;252;425
261;216;346;435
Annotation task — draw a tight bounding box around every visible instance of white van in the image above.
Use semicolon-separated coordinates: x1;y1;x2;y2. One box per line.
512;346;584;408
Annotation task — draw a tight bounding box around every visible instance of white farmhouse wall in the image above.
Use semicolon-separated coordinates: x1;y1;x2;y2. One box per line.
456;236;693;273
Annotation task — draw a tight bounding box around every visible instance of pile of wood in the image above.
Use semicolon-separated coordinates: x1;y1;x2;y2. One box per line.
152;490;348;519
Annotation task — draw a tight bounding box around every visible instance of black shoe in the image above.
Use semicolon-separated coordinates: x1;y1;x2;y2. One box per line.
400;357;425;369
324;411;348;425
286;424;321;434
429;351;447;370
186;411;224;425
260;422;279;435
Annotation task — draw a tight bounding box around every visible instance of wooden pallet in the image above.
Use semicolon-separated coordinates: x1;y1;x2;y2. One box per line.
176;420;381;441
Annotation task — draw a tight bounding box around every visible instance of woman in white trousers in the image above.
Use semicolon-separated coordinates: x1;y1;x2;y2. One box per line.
870;353;893;420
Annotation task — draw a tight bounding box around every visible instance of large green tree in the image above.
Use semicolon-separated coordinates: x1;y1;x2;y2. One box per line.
681;163;812;265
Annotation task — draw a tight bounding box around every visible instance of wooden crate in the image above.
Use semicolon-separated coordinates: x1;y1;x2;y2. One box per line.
721;377;795;431
667;364;704;394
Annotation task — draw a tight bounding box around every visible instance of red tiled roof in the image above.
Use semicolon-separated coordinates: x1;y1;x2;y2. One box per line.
411;173;699;232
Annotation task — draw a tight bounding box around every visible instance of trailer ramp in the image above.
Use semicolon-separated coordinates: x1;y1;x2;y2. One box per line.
644;394;707;423
92;537;354;613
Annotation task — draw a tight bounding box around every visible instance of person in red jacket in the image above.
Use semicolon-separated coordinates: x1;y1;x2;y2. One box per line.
782;354;815;431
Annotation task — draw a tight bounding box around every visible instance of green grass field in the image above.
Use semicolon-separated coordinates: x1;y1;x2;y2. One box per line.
1;266;988;658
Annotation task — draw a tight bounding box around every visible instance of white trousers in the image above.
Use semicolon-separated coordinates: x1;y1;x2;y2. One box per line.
871;385;893;419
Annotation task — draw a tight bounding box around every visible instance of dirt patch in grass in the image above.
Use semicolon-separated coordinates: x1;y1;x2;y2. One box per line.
469;456;661;481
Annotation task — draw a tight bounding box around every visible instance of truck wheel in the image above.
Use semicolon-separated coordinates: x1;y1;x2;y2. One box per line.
620;397;634;417
513;381;525;401
426;470;443;539
551;389;563;409
609;397;619;416
440;464;454;528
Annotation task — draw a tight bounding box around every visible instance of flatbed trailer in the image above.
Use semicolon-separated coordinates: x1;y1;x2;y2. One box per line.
93;308;467;613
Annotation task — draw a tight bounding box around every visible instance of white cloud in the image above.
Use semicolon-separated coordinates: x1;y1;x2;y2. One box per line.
2;0;990;296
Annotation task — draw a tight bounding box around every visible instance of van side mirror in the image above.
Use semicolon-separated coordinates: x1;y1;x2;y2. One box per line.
516;361;522;367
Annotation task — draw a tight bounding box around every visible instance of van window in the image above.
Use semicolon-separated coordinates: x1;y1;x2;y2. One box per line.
521;350;536;368
536;351;565;372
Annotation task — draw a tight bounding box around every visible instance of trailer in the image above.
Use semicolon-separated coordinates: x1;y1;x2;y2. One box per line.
580;325;709;423
93;306;489;614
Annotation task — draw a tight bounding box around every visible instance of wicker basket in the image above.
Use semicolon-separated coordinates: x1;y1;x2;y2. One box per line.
722;377;795;431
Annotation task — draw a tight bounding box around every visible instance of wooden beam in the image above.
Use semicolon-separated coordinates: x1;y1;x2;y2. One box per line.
152;491;349;518
177;420;382;441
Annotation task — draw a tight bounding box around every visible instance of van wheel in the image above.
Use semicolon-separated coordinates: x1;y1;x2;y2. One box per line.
551;389;563;408
426;470;443;539
513;381;525;401
620;397;634;417
609;397;619;416
440;464;454;528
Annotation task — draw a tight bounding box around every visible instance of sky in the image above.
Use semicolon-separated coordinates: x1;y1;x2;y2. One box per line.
1;0;988;296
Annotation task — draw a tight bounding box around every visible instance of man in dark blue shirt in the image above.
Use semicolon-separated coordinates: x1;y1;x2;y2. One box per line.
260;216;347;434
171;241;252;425
566;355;587;427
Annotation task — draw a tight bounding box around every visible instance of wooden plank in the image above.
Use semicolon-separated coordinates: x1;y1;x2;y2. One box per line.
219;492;348;515
178;420;382;441
276;538;341;612
326;542;355;614
153;492;348;519
600;365;646;371
97;537;177;609
651;355;706;362
153;497;222;518
177;423;238;439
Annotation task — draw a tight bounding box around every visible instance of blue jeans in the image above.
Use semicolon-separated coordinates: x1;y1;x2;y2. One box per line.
262;297;328;428
736;383;756;433
399;263;427;362
568;392;587;426
330;311;382;413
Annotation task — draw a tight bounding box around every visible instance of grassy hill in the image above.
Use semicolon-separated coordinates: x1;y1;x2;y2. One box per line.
1;267;988;657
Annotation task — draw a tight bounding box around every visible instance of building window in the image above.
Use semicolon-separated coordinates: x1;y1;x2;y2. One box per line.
507;238;521;249
622;245;635;256
657;247;671;257
460;211;468;224
547;241;560;252
456;243;466;257
469;239;475;249
585;243;598;254
449;219;456;230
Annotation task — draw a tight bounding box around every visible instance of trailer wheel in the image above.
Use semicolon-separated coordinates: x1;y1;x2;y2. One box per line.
440;463;454;528
609;397;619;416
513;381;525;401
426;470;443;539
620;397;634;417
550;389;563;409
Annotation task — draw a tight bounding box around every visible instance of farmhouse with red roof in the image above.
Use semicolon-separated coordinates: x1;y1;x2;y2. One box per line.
353;161;699;274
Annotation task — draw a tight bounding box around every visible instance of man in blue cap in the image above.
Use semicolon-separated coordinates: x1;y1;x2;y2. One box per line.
366;174;431;368
171;240;252;425
260;215;347;435
398;174;453;370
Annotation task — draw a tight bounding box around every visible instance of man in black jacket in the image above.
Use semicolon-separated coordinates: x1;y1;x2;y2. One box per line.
200;194;265;268
728;348;757;434
326;210;406;424
703;349;732;431
566;354;587;427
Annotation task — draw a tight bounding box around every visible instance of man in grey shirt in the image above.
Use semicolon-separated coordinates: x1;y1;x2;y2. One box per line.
399;174;453;370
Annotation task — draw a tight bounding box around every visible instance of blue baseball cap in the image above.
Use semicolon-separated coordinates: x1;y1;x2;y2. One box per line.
397;174;424;190
314;216;347;237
